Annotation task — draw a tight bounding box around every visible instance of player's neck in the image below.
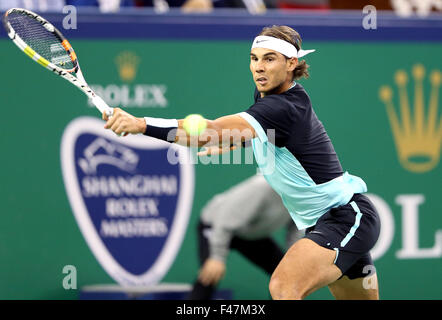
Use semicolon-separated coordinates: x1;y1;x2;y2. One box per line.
260;80;294;98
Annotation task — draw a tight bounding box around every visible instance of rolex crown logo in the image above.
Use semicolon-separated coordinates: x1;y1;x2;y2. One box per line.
379;64;441;173
115;51;140;82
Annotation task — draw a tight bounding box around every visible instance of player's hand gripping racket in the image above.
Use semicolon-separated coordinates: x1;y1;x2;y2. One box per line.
2;8;114;118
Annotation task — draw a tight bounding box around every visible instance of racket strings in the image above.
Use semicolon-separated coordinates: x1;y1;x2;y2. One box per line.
8;12;75;71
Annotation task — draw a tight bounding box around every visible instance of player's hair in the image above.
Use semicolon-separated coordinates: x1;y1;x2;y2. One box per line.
259;25;310;80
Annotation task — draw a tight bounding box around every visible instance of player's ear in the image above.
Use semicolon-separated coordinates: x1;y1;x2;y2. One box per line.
287;57;298;72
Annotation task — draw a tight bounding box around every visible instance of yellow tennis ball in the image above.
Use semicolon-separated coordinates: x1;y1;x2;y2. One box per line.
183;114;207;136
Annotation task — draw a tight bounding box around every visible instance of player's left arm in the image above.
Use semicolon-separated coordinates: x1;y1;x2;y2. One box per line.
103;108;256;150
180;114;256;155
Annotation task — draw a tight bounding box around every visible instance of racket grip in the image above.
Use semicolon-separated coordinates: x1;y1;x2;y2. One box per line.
92;95;126;136
91;95;113;117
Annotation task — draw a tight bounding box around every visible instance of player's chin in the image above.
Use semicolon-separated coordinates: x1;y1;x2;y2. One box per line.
256;86;272;96
255;82;269;93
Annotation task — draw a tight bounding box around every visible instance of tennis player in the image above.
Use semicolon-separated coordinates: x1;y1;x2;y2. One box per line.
103;25;381;300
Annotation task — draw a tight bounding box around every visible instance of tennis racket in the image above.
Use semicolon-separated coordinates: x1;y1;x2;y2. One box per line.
2;8;113;117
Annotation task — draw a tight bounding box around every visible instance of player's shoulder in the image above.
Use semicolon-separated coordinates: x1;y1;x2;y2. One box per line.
283;83;312;107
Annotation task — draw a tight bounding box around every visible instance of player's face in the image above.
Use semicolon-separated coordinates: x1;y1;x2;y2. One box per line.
250;48;297;97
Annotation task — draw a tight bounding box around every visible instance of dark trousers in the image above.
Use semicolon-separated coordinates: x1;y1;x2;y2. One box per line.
187;221;285;300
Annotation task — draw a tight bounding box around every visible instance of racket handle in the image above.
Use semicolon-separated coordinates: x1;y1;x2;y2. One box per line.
91;95;113;117
92;95;126;136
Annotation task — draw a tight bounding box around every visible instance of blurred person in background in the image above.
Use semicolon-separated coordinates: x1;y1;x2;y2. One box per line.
276;0;329;10
135;0;273;13
0;0;65;11
65;0;135;12
187;173;304;300
0;0;274;15
0;0;136;12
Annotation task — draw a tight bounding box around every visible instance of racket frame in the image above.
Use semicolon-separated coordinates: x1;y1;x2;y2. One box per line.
3;8;112;115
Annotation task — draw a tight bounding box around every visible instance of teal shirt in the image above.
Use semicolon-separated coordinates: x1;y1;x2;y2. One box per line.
238;107;367;230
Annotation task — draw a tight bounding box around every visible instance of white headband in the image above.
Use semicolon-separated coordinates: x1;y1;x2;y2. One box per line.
251;36;315;58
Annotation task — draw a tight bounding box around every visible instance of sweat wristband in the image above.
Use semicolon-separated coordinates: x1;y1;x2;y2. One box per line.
143;117;178;142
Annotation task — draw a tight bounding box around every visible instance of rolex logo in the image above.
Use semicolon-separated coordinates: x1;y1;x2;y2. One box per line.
89;51;168;108
379;64;441;173
115;51;140;82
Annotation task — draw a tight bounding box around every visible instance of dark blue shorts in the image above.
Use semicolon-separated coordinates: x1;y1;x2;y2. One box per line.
304;193;381;280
